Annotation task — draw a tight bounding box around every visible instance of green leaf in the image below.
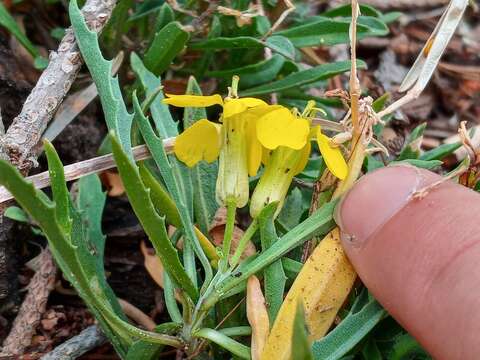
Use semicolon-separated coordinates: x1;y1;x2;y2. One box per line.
126;341;164;360
163;271;183;323
183;76;219;235
265;35;296;59
208;54;285;89
258;203;286;325
110;133;199;301
154;3;175;32
144;21;189;75
291;302;313;360
131;52;178;137
311;295;386;360
388;333;431;360
139;163;182;227
397;123;426;160
390;159;443;170
132;94;213;289
195;15;222;76
322;4;382;18
70;0;133;156
194;328;251;359
277;188;305;232
419;142;461;161
44;141;72;234
190;36;294;60
129;0;163;20
361;339;383;360
0;2;39;57
4;206;29;223
131;52;194;223
275;17;387;48
240;60;366;96
216;200;337;298
282;258;303;280
125;323;181;360
0;158;129;356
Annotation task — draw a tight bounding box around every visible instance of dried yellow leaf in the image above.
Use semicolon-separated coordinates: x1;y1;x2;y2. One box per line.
261;228;356;360
247;276;270;360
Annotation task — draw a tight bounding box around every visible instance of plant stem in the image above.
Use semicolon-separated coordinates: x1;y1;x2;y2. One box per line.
229;219;259;268
333;141;366;199
220;199;237;272
193;328;251;359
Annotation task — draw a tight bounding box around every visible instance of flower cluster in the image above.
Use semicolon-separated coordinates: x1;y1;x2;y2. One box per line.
163;78;348;217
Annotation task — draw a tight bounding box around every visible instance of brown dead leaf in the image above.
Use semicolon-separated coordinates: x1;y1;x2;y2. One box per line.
100;170;125;197
209;207;256;261
140;241;181;302
140;241;165;289
247;276;270;360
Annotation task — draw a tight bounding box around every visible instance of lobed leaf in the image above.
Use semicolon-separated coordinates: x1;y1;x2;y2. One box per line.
110;133;198;301
70;0;133;155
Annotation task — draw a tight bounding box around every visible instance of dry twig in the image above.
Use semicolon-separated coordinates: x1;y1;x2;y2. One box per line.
0;139;175;204
40;325;107;360
0;249;57;356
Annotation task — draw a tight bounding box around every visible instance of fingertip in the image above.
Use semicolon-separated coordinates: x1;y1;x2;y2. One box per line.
335;165;437;252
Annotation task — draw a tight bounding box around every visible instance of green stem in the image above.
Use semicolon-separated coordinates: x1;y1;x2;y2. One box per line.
164;271;182;323
220;199;237;271
229;219;258;268
219;326;252;337
194;328;251;359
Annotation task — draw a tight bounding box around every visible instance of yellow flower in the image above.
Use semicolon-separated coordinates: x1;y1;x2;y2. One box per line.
163;88;310;207
250;142;311;218
250;103;348;218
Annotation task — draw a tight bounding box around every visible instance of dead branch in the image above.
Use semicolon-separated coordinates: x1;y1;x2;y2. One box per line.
0;0;116;171
40;325;107;360
0;249;57;356
0;139;175;204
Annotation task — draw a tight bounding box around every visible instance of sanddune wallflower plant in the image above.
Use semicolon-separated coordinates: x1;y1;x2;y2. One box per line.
249;101;349;219
163;77;310;209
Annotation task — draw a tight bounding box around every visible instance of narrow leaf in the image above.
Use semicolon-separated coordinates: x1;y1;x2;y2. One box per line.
258;203;286;325
215;200;338;298
144;21;189;75
240;61;366;96
311;297;386;360
291;302;313;360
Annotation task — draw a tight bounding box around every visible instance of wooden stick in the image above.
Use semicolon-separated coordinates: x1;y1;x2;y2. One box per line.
0;138;175;204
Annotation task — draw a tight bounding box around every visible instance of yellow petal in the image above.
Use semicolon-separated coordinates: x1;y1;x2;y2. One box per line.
294;141;312;175
246;117;263;176
262;147;272;166
163;94;224;108
256;108;310;150
223;98;268;119
316;128;348;180
174;119;221;167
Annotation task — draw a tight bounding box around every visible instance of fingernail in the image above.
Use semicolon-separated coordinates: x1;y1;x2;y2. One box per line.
335;165;422;250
